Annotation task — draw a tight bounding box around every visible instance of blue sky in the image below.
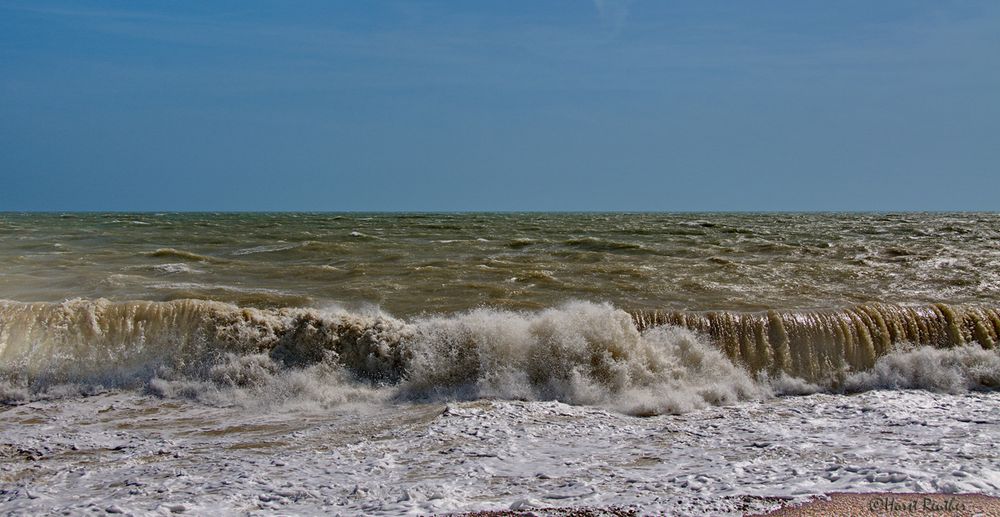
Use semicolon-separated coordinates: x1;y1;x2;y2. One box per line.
1;1;998;211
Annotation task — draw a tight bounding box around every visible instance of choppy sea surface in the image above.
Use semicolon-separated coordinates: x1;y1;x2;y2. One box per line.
2;213;999;515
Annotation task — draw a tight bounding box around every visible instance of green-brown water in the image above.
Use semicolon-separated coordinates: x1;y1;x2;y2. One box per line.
3;212;998;314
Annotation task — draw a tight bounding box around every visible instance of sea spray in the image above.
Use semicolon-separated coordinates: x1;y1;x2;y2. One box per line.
397;302;763;414
2;299;999;414
843;344;1000;393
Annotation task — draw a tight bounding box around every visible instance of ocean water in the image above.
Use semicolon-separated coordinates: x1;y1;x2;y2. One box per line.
1;213;999;515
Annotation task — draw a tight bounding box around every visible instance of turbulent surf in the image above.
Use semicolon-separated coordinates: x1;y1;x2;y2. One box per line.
2;213;999;515
2;298;999;414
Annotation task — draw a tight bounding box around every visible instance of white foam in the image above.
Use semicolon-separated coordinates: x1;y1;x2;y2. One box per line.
400;303;765;415
845;344;1000;393
151;263;202;274
1;390;997;515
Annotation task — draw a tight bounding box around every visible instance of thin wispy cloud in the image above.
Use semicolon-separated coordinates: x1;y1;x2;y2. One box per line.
593;0;630;34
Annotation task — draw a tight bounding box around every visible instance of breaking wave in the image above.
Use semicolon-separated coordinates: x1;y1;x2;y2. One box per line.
844;344;1000;393
632;303;1000;382
1;299;998;414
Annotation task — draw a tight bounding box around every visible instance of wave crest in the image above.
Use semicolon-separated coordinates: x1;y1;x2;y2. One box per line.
2;299;998;414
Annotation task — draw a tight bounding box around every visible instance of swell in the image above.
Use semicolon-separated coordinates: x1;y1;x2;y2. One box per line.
1;299;998;413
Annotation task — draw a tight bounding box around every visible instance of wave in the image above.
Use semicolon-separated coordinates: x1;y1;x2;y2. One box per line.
844;344;1000;393
1;299;998;413
562;237;656;254
231;243;303;256
503;238;539;250
349;231;378;240
148;248;223;263
631;303;1000;382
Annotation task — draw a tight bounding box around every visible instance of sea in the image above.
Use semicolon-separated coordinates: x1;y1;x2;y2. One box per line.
1;212;998;515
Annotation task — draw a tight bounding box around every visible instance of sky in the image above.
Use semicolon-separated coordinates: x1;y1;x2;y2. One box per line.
1;1;998;211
